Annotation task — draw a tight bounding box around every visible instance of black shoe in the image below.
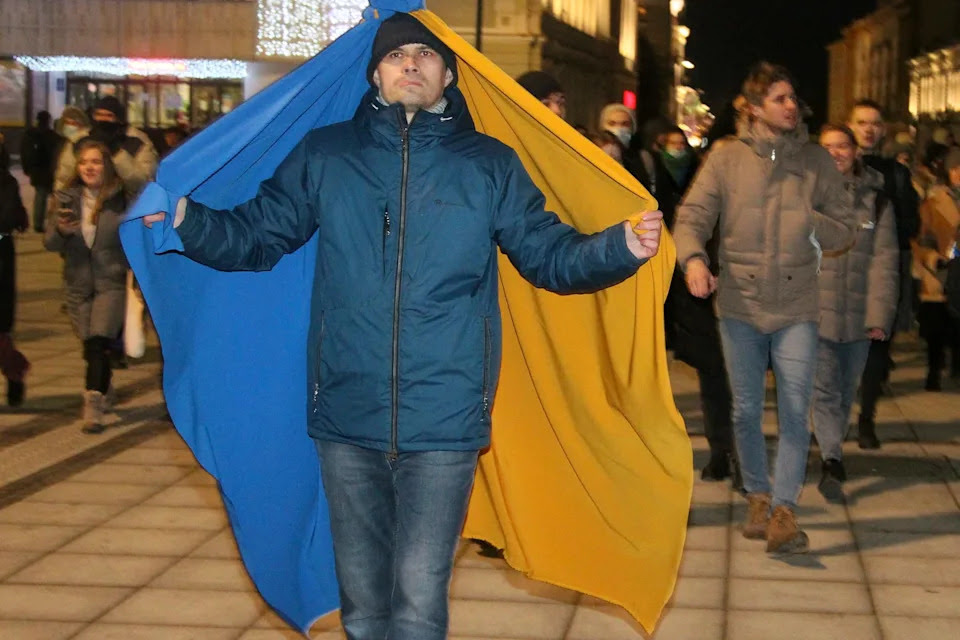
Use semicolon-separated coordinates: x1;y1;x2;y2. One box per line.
857;416;880;450
472;539;505;559
818;459;846;503
81;423;106;435
700;450;732;482
6;380;24;407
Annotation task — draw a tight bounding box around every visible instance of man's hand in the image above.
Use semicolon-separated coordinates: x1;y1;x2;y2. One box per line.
142;197;187;229
684;258;716;299
866;328;886;341
624;210;663;261
142;212;166;228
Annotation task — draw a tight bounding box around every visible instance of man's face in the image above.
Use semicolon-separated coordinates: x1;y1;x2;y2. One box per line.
93;108;118;124
848;106;884;151
663;132;687;154
542;92;567;120
373;43;453;114
602;109;632;133
949;166;960;189
750;80;799;134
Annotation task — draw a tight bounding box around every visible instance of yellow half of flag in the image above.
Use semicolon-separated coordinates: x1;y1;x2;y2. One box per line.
412;9;694;632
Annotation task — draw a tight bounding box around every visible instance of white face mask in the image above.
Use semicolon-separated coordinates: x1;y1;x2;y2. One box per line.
62;124;83;142
607;127;632;148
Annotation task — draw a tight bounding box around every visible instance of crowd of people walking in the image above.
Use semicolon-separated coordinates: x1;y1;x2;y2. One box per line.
1;51;959;561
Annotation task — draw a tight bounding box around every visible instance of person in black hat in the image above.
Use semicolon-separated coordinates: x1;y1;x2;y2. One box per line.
516;70;567;120
142;12;663;639
54;95;158;200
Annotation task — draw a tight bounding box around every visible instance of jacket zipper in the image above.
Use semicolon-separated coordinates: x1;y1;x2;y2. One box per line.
311;312;325;415
389;111;411;460
482;317;492;417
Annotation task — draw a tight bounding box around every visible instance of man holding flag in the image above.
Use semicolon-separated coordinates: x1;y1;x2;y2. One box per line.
143;13;661;638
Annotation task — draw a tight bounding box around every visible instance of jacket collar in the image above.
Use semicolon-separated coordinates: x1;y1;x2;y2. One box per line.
354;86;474;151
737;120;808;160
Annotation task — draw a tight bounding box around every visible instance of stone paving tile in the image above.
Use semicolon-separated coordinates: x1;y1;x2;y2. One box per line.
0;620;85;639
103;505;228;530
0;584;131;620
176;468;220;487
101;588;265;627
664;576;724;609
879;616;960;640
6;553;177;587
852;528;960;557
567;604;722;640
0;523;85;552
447;600;576;639
676;549;726;578
68;463;194;485
449;567;580;604
24;481;162;506
726;611;881;640
0;501;126;526
150;557;256;591
862;556;960;586
70;623;243;639
60;527;215;556
143;485;223;509
728;578;873;614
871;585;960;617
0;551;40;581
728;548;864;582
189;529;242;559
106;447;199;467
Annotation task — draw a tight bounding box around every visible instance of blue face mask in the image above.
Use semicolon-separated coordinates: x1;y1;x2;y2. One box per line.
665;148;688;159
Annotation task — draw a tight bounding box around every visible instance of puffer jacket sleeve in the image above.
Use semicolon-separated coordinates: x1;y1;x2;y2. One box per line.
865;198;900;334
175;135;320;272
112;129;158;197
672;148;722;269
811;146;856;253
492;151;645;294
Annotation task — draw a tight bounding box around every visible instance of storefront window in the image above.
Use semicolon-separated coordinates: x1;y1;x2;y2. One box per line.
0;60;27;126
65;76;241;130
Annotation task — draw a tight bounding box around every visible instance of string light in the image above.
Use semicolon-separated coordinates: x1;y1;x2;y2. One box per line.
256;1;368;58
13;56;247;79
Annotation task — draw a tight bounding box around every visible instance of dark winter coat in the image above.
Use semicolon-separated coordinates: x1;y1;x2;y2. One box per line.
44;183;128;340
176;87;645;454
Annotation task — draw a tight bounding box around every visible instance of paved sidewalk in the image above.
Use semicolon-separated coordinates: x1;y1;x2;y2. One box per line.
1;229;958;638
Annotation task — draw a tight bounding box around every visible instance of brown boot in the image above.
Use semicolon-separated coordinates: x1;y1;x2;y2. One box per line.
82;390;106;434
766;505;809;554
743;492;771;539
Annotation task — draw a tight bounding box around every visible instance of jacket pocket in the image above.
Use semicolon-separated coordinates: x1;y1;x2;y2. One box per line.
311;312;326;416
481;316;492;417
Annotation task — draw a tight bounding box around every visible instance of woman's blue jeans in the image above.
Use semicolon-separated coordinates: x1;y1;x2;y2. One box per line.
718;318;818;509
315;439;479;640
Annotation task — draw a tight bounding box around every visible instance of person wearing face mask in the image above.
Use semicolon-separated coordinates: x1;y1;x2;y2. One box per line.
599;103;654;192
54;96;158;199
813;124;898;502
673;62;856;554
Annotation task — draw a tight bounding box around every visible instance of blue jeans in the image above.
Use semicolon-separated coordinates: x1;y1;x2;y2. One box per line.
812;338;871;462
718;318;818;509
315;440;479;640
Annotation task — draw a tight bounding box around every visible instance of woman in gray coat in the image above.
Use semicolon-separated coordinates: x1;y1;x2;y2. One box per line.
45;138;128;433
813;124;899;503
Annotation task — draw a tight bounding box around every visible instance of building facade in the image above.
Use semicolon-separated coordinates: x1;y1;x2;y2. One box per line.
827;0;960;124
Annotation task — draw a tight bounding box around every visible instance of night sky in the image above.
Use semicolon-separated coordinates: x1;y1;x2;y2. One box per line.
684;0;877;128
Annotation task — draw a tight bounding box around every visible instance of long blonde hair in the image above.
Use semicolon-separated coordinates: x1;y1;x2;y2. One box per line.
68;138;123;225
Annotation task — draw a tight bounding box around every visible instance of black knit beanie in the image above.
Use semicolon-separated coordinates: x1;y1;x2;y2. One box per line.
94;95;125;122
367;13;458;86
515;71;563;101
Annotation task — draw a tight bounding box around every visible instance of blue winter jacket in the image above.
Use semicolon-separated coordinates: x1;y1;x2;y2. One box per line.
175;87;645;454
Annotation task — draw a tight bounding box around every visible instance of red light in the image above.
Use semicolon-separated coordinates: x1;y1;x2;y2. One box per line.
623;90;637;110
